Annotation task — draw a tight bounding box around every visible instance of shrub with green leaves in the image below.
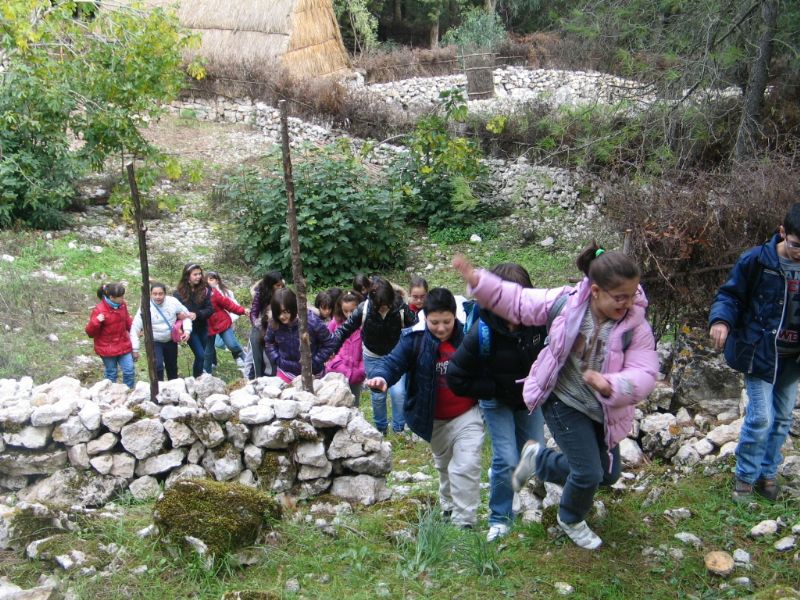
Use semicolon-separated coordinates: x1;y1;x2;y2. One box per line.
390;89;489;230
218;145;406;287
442;8;507;51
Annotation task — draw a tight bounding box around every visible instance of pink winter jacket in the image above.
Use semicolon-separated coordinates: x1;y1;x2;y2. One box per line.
326;318;366;386
469;270;659;452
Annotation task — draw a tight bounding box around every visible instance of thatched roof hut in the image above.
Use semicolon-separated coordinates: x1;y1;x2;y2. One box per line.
111;0;350;79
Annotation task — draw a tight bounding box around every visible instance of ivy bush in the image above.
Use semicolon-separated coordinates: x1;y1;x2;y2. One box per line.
217;145;406;287
390;89;489;230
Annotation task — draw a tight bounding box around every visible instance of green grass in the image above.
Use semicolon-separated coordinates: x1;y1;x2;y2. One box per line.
1;466;796;599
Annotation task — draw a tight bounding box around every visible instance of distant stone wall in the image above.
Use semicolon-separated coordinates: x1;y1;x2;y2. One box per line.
0;372;392;512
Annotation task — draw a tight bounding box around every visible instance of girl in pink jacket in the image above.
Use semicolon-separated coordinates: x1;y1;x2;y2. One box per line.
453;243;658;550
326;291;366;405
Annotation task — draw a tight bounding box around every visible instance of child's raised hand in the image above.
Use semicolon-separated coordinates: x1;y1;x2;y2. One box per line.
97;314;105;322
452;254;479;287
364;377;387;392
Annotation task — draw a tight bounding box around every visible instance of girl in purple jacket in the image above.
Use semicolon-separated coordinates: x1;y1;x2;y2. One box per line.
453;242;658;550
264;287;337;383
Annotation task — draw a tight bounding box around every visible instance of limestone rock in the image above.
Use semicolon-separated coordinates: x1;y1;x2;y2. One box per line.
17;467;126;507
192;374;227;402
30;399;75;426
0;450;67;476
188;415;225;448
67;444;90;469
3;425;52;449
164;420;197;448
101;407;135;433
706;420;742;447
238;404;275;425
129;475;161;501
251;423;296;449
120;419;166;460
774;536;796;552
225;422;250;450
165;464;208;488
89;454;113;475
87;432;118;455
136;448;186;476
202;446;243;481
750;520;778;538
342;442;392;476
705;550;734;576
110;453;136;479
295;440;327;467
618;438;645;467
330;474;391;505
308;405;351;428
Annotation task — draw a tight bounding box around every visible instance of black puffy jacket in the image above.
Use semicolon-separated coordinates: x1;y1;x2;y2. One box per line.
332;296;418;357
447;308;546;410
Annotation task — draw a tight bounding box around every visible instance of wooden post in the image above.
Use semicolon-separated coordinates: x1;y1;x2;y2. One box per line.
126;162;159;402
278;100;314;393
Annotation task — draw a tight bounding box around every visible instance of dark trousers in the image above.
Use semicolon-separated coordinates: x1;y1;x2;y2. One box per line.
186;326;208;378
536;397;621;524
154;341;179;381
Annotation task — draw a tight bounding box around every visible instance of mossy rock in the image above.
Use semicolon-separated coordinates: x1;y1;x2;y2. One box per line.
5;503;70;552
153;479;282;558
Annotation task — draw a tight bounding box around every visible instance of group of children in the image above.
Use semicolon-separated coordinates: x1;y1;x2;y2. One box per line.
85;207;799;548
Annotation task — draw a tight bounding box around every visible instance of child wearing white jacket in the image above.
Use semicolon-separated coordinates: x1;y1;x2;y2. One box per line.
130;282;192;381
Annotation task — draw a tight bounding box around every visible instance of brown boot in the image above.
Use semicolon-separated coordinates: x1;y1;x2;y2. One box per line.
754;478;780;501
732;478;754;503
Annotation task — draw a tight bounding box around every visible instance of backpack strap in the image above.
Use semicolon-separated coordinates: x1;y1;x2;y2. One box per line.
151;301;172;330
476;317;491;359
546;294;568;332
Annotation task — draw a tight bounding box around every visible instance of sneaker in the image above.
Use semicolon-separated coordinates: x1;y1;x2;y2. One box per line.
486;523;509;542
235;357;246;368
512;440;541;492
732;478;754;504
557;515;602;550
754;478;780;501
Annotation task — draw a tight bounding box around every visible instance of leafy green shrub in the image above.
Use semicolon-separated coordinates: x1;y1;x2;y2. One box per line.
390;89;489;230
442;8;507;51
217;144;406;287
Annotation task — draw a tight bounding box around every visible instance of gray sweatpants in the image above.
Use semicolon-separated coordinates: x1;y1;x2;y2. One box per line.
430;404;484;527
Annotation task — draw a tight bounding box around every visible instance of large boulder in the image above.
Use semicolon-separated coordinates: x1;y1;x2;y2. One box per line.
153;479;281;557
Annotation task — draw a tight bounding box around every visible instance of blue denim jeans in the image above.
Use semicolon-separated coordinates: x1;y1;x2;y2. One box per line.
736;358;800;483
187;325;208;377
363;353;406;432
537;397;621;524
101;353;135;389
204;326;243;373
153;341;179;381
480;398;544;525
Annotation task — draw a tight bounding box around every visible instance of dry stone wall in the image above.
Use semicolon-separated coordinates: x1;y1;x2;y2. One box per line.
0;372;392;512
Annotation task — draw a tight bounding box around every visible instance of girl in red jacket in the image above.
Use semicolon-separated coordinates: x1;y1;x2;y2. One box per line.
85;282;135;388
204;271;249;374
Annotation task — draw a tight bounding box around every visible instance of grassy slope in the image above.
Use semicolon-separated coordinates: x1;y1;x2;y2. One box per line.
0;119;798;599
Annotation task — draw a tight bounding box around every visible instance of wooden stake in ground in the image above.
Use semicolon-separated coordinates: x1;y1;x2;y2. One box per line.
278;100;314;393
126;162;159;402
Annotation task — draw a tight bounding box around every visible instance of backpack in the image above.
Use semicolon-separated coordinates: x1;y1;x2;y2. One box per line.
546;294;633;352
462;300;491;359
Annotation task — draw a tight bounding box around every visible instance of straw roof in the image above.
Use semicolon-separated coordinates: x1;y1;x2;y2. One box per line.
109;0;349;79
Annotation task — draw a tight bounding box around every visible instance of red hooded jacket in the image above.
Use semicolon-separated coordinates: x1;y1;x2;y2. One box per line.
207;288;246;335
85;299;133;357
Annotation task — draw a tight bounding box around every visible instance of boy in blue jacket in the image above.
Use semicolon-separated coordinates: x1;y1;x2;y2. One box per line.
365;288;484;528
709;202;800;503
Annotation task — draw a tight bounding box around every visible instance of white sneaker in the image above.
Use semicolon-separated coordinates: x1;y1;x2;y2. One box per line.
557;515;602;550
235;357;246;368
512;440;541;492
486;523;509;542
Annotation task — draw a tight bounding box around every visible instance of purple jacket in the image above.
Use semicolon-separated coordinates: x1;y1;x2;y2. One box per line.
326;318;365;385
264;310;337;377
469;270;659;452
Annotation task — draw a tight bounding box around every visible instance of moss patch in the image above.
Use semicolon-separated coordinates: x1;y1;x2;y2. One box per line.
221;592;279;600
153;479;282;558
7;504;68;552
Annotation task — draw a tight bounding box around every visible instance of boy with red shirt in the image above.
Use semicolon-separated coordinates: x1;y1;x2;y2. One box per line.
366;288;484;528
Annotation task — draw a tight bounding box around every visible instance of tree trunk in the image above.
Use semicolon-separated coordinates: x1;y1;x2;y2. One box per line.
734;0;779;161
278;100;314;393
394;0;402;22
484;0;496;11
429;17;439;48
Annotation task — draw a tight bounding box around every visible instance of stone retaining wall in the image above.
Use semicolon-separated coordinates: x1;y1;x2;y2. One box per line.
0;372;391;511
